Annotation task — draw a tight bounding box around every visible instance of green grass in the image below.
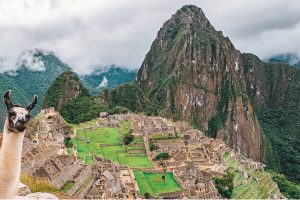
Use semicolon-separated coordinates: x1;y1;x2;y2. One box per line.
71;126;152;168
223;152;230;161
20;175;70;199
133;137;144;144
60;181;75;192
117;120;131;134
133;171;182;197
69;118;98;129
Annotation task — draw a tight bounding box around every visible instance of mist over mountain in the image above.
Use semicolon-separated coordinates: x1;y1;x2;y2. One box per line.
0;50;136;128
268;53;300;68
0;50;70;108
81;66;137;95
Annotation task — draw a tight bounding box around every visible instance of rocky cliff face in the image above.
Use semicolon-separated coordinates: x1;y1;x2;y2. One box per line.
136;5;262;160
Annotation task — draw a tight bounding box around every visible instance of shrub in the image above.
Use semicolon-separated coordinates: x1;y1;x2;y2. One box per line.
64;137;73;148
149;143;158;151
144;192;151;199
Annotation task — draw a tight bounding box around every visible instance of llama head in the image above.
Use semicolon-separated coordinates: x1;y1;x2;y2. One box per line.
3;90;38;132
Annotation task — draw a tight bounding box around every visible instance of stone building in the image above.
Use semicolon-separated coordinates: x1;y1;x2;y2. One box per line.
85;156;139;199
173;164;219;199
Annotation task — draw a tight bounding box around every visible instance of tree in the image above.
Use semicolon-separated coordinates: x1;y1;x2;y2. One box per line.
271;172;300;199
61;96;105;124
214;171;234;199
162;175;166;182
123;133;134;145
109;106;130;115
155;152;171;160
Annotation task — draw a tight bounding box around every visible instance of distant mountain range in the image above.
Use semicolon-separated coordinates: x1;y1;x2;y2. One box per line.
268;53;300;68
0;49;136;127
0;49;70;114
81;66;137;95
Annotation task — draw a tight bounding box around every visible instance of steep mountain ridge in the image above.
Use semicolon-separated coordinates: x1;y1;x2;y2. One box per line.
43;71;106;124
136;5;262;160
43;71;89;113
106;5;300;183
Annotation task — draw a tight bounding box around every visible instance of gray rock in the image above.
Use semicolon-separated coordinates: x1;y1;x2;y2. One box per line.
23;192;58;199
17;183;31;196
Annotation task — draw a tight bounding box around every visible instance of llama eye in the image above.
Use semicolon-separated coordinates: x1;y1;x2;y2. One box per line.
25;114;31;119
9;111;16;119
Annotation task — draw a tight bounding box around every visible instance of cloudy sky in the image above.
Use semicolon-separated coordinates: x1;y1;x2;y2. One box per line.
0;0;300;74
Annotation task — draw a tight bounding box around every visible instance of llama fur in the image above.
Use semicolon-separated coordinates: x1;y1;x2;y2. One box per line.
0;91;37;198
0;120;25;198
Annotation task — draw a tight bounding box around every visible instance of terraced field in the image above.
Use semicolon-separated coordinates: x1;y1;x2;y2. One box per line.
223;153;281;199
133;171;182;197
70;121;152;167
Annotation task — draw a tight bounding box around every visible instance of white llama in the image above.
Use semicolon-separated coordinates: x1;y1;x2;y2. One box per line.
0;90;38;198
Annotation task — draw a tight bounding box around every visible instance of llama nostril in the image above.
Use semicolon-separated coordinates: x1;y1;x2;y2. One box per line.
18;118;26;124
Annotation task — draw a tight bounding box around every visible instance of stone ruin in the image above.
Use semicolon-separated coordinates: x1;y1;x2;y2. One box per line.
27;107;72;144
97;113;189;136
85;156;139;199
20;109;281;199
21;108;94;198
21;135;94;198
95;113;229;199
173;163;219;199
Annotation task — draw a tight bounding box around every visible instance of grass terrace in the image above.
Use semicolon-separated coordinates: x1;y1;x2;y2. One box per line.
133;171;182;197
222;152;281;199
70;121;152;167
60;181;75;192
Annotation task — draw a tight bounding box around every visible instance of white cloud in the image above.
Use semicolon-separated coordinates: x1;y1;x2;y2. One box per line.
17;49;50;71
97;76;108;88
0;0;299;74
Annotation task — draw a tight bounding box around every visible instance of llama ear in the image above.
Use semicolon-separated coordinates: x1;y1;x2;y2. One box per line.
3;90;12;110
26;95;38;112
